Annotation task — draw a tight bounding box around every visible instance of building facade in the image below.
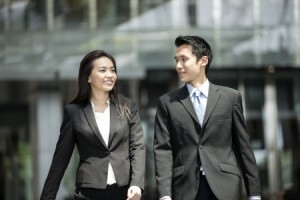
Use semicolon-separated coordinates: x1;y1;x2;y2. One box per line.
0;0;300;199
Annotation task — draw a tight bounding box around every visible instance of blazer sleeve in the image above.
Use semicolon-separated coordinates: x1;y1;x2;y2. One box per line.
128;100;145;190
40;106;76;200
153;97;173;198
232;92;261;196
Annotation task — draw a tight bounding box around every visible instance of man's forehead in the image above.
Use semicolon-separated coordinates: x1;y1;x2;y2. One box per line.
175;45;193;57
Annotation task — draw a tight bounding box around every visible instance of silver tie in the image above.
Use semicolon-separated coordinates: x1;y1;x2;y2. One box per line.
193;90;205;125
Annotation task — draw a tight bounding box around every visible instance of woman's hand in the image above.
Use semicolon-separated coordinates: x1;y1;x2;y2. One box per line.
127;186;141;200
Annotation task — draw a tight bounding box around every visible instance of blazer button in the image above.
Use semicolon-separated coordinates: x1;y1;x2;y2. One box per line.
199;145;203;149
106;151;110;155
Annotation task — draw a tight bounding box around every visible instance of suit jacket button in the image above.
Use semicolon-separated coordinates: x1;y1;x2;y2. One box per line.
106;151;110;154
199;145;203;149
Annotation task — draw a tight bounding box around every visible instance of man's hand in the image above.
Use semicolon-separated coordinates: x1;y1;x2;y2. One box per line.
127;186;142;200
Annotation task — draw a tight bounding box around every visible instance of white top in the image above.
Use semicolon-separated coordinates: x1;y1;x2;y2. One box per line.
91;100;116;185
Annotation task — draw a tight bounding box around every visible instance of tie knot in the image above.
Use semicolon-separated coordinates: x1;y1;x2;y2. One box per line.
194;90;201;97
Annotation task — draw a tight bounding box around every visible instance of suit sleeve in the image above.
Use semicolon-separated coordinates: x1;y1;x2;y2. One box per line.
128;101;145;190
153;97;173;198
232;92;261;196
40;107;76;200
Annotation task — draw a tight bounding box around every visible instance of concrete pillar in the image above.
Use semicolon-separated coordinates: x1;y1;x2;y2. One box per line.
46;0;54;31
3;0;11;33
128;79;139;102
88;0;97;30
129;0;139;64
294;0;300;65
253;0;262;65
293;73;300;190
237;72;246;119
264;73;279;200
31;85;66;199
212;0;222;66
171;0;183;28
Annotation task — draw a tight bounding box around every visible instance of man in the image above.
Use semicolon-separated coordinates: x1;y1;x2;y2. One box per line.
153;35;261;200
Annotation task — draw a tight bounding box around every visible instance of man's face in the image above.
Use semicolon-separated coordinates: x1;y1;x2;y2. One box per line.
175;44;203;86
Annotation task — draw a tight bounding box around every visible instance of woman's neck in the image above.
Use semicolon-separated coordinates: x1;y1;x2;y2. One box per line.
91;93;109;112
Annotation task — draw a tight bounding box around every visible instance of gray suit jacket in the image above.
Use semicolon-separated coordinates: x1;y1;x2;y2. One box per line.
154;83;260;200
41;99;145;199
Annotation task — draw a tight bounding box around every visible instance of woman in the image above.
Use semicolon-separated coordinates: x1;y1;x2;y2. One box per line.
40;50;145;200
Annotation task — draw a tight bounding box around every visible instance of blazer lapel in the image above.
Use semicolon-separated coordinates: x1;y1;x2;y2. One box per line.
83;102;108;148
178;85;200;124
203;83;220;126
108;103;118;147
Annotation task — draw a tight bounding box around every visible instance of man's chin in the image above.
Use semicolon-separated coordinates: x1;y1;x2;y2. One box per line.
179;77;188;83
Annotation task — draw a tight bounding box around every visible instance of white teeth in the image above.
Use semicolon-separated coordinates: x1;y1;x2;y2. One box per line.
104;81;113;84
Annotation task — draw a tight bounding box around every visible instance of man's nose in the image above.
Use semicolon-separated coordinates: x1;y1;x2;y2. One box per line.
176;62;182;70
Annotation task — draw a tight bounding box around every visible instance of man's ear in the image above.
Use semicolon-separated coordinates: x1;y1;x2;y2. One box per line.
88;77;91;83
199;56;208;67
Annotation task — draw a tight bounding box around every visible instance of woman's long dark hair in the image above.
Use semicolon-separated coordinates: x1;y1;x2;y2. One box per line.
70;50;131;119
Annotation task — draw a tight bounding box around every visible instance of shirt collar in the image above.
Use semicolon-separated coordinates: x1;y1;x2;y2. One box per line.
90;99;110;112
186;79;209;98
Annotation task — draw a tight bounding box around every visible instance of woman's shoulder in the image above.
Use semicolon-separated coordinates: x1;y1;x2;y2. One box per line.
117;94;134;103
117;94;139;110
65;101;88;110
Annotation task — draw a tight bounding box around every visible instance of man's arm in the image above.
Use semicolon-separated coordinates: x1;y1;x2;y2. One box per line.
153;97;173;198
232;91;261;197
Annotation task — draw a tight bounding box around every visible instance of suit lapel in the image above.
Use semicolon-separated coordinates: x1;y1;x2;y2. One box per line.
203;83;220;126
108;103;118;147
178;85;200;124
83;102;108;148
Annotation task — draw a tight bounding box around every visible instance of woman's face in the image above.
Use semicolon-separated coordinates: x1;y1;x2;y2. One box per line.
88;56;117;94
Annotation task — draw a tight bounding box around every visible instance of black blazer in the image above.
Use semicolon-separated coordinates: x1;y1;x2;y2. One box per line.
154;83;260;200
40;99;145;199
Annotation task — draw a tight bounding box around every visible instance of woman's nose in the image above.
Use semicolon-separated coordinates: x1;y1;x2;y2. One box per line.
106;71;113;77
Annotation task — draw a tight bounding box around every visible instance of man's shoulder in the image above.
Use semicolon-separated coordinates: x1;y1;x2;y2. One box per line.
159;87;183;101
212;83;239;95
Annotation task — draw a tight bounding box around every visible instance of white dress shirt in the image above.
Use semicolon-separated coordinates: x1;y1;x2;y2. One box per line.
187;80;209;125
187;80;209;175
91;100;116;185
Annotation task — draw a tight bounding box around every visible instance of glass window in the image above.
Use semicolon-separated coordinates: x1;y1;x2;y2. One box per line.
244;79;265;149
245;80;264;112
276;80;294;112
275;78;299;195
143;69;178;108
61;0;89;29
247;119;264;149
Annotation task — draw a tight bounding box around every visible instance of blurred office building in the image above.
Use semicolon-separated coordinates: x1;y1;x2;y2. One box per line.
1;0;300;199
